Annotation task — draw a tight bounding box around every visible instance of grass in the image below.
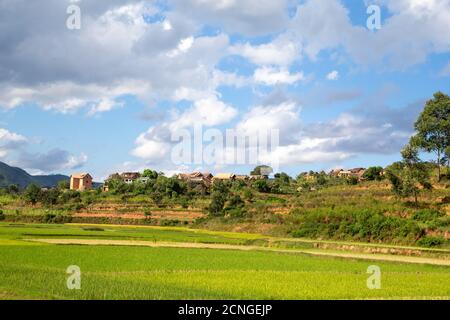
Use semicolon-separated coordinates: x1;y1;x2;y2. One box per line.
0;223;449;300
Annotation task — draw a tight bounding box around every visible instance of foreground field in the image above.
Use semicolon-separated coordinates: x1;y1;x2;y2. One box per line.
0;223;449;300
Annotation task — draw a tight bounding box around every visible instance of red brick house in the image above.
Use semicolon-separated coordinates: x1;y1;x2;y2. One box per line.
70;173;93;191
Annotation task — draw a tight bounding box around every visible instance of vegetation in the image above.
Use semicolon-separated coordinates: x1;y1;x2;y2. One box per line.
0;92;448;250
409;91;450;181
0;223;448;300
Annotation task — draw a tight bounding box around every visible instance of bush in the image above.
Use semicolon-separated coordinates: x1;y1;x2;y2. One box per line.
417;236;444;248
208;192;226;216
0;209;4;221
290;208;423;243
252;180;270;193
411;209;445;222
42;213;72;224
23;184;42;205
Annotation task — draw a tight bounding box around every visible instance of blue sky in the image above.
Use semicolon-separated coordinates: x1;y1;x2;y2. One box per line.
0;0;449;180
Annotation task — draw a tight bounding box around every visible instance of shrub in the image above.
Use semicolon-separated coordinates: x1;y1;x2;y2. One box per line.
411;209;445;222
252;180;270;193
417;236;444;248
363;167;384;181
0;209;4;221
208;192;227;216
42;213;72;224
290;208;423;243
23;183;42;205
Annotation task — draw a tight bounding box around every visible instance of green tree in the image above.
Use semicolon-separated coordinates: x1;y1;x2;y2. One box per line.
363;166;384;181
208;182;230;216
252;180;270;193
24;183;42;205
57;180;70;190
410;92;450;181
142;169;158;179
7;184;19;194
386;145;431;205
274;172;291;185
250;165;273;176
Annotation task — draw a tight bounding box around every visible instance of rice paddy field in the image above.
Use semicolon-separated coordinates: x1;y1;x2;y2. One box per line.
0;222;449;300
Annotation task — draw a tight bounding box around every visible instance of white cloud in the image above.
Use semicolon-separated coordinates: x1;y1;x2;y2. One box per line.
253;67;305;85
230;36;300;67
290;0;450;69
0;128;28;158
0;2;230;113
171;96;238;131
0;127;87;173
170;0;290;36
132;95;238;162
326;70;339;80
236;101;302;146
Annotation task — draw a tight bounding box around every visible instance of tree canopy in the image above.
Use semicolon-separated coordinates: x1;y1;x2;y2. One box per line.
410;91;450;180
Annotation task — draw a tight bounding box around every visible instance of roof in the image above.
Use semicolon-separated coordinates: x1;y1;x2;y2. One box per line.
71;173;92;179
214;173;236;180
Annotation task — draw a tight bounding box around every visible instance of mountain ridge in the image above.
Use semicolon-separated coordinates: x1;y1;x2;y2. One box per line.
0;161;69;188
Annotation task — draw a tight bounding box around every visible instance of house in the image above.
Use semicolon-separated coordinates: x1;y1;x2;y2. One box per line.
213;173;236;182
178;172;213;187
249;174;268;180
350;168;366;180
235;175;250;181
107;172;141;185
337;170;352;179
138;177;151;184
121;172;141;184
336;168;366;181
70;173;93;191
329;169;344;177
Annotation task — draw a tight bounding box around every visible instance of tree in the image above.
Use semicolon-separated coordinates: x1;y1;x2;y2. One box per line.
208;182;230;216
57;180;70;190
7;184;19;194
363;166;384;181
250;165;273;176
274;172;291;185
252;180;270;193
24;183;42;205
410;92;450;181
386;145;431;205
142;169;158;179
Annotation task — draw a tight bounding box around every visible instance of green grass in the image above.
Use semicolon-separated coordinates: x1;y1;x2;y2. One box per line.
0;223;261;245
0;223;449;300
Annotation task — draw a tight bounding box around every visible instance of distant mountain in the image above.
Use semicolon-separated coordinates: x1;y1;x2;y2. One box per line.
0;161;69;189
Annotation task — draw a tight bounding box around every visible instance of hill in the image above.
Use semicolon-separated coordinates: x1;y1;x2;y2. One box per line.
0;161;69;188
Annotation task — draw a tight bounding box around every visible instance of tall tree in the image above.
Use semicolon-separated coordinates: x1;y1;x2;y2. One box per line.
410;91;450;181
386;145;431;205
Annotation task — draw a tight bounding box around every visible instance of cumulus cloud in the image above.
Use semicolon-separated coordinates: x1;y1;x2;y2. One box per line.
230;36;300;67
131;95;238;163
0;128;28;158
253;67;305;85
169;0;290;36
0;128;87;173
0;1;231;114
16;149;88;173
290;0;450;69
326;70;339;80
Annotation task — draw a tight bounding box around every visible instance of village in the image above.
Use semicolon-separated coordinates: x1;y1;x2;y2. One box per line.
68;167;371;191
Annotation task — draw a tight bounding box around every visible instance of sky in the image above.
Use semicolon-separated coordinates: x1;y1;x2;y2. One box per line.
0;0;449;181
